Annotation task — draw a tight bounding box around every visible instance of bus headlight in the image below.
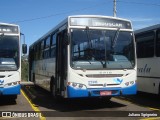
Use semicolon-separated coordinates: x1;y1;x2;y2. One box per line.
5;81;20;87
72;83;77;87
7;83;12;86
130;81;134;85
78;84;83;88
125;81;135;86
125;82;129;86
68;82;87;89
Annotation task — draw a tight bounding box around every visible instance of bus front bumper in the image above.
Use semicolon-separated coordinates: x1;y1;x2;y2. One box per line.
0;85;21;95
67;84;137;98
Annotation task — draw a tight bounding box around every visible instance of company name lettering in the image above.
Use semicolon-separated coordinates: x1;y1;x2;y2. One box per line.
0;28;11;32
138;64;151;73
94;22;123;27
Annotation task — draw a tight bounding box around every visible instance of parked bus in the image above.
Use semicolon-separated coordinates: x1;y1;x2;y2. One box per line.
0;23;27;99
29;15;137;99
135;24;160;94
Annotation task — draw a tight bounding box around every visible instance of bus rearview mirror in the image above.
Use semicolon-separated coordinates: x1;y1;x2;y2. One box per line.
22;44;27;54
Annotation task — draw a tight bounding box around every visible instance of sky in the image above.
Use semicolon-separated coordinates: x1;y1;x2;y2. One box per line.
0;0;160;48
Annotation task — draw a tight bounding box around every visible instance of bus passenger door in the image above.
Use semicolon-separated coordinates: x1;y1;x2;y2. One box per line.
56;30;67;96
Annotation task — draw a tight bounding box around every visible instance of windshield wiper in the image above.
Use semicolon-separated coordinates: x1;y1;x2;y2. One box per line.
85;26;95;64
102;31;108;68
112;28;120;49
86;26;92;48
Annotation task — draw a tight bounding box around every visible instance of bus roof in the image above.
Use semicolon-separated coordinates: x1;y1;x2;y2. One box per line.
68;15;132;22
0;22;19;34
0;22;19;27
30;15;132;47
134;24;160;34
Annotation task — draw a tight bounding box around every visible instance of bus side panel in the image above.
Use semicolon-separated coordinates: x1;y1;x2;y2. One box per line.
34;59;54;91
137;77;159;94
137;58;160;94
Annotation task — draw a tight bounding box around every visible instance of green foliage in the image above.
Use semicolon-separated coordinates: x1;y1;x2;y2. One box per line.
21;56;28;81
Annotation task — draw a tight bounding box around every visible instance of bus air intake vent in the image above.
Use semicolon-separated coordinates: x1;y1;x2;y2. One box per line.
89;84;104;86
0;75;5;78
86;74;123;78
107;84;120;86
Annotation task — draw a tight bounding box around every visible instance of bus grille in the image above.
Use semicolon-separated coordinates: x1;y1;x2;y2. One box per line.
89;83;120;86
0;75;5;78
86;74;123;78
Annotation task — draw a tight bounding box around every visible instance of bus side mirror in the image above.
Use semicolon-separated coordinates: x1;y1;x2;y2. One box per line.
22;44;27;54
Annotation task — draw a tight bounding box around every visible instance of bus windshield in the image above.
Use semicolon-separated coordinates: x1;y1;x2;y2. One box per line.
71;29;135;70
0;35;19;70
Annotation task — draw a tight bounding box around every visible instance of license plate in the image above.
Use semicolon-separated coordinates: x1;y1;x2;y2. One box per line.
100;91;112;96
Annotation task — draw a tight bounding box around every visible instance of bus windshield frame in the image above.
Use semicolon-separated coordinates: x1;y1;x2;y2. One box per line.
70;28;135;70
0;35;20;71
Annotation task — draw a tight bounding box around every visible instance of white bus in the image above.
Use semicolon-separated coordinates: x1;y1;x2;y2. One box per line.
0;23;27;99
29;15;137;99
135;24;160;94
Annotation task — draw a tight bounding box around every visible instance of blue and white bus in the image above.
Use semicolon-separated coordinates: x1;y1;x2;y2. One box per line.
135;24;160;94
29;15;137;99
0;23;27;100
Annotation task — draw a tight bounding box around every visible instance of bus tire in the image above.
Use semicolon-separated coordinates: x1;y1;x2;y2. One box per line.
50;77;64;102
100;96;111;102
8;95;17;100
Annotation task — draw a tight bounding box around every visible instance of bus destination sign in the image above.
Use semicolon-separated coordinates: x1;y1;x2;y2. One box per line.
0;25;19;34
70;17;132;29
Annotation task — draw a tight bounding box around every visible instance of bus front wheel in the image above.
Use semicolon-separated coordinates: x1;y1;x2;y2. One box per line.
8;95;17;100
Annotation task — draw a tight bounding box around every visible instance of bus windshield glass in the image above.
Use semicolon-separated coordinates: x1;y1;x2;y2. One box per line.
71;29;135;70
0;35;19;70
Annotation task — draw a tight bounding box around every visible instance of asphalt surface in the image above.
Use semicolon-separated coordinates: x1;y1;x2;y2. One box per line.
0;91;40;120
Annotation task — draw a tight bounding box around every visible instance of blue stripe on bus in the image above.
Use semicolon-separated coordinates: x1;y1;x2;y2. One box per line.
0;84;21;95
67;85;137;98
121;84;137;95
67;86;88;98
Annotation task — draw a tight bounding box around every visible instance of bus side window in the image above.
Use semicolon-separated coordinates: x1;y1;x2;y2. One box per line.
156;29;160;57
35;44;39;60
44;36;51;59
51;34;56;58
40;40;44;59
136;31;154;58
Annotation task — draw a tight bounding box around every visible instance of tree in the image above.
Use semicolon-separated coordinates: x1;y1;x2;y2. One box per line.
21;55;28;81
